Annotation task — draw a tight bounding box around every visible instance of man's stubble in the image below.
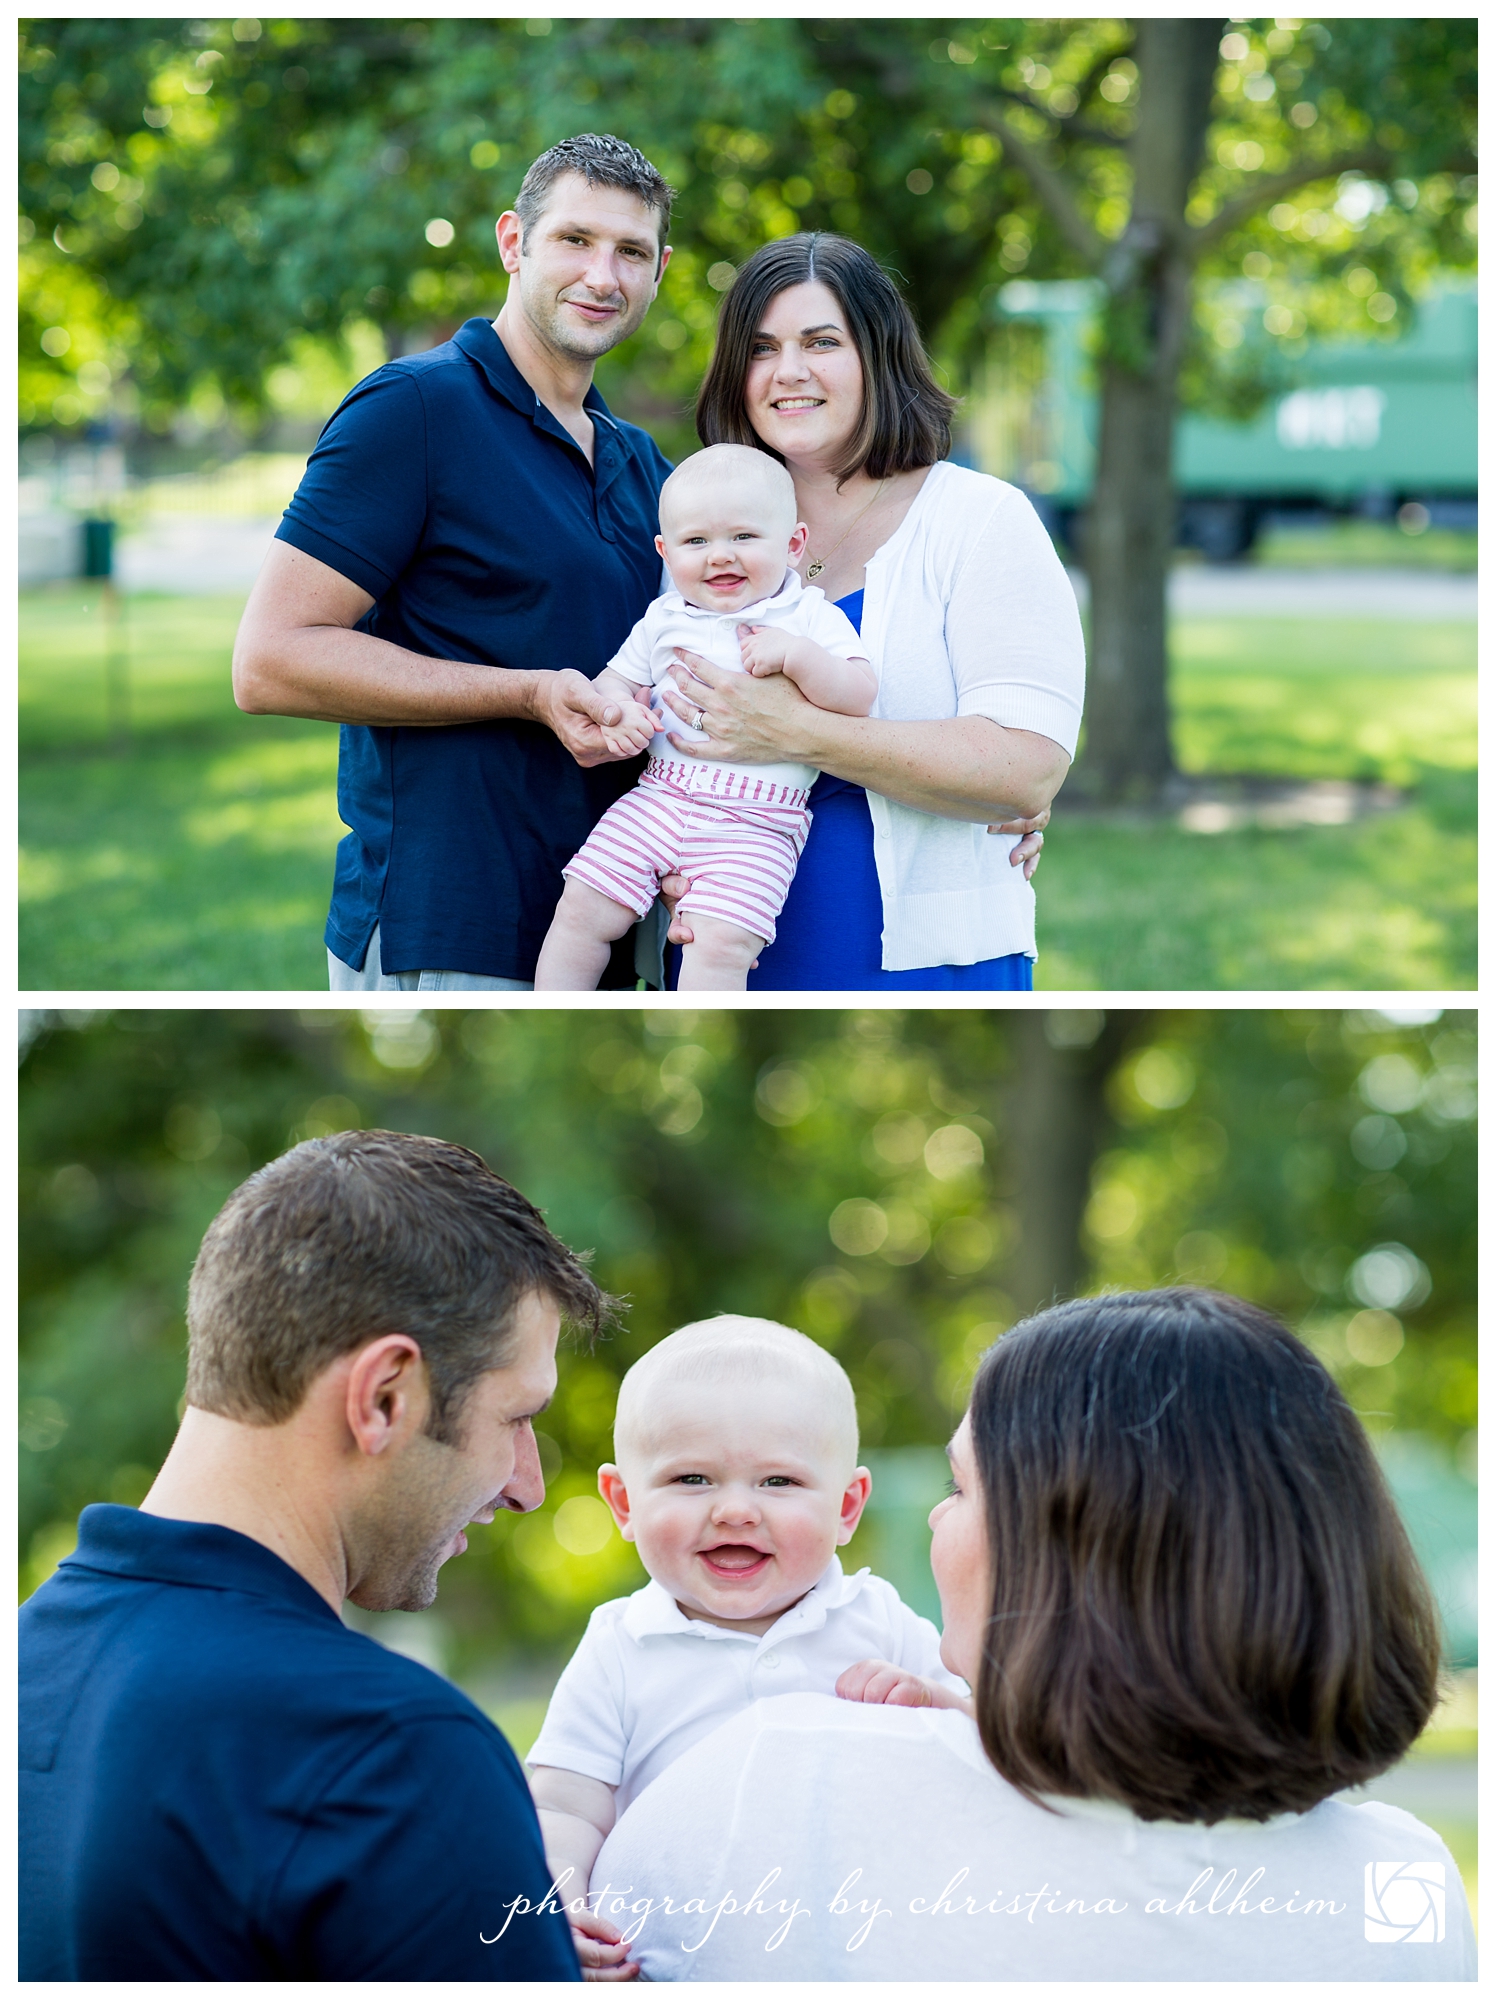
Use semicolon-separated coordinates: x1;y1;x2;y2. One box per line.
344;1429;477;1613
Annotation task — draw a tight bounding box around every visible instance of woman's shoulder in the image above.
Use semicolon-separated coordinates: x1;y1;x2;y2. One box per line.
901;461;1050;564
919;459;1035;521
728;1690;987;1765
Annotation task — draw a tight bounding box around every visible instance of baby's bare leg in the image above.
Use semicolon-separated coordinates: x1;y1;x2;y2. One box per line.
534;880;639;991
675;913;767;991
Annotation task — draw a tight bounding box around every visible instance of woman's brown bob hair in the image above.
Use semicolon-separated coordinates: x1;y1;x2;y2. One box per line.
696;233;956;484
967;1287;1442;1823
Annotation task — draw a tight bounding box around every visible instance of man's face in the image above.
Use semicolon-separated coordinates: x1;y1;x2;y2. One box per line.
498;172;669;364
346;1291;559;1614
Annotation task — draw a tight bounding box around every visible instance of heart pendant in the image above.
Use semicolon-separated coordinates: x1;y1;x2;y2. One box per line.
805;560;824;580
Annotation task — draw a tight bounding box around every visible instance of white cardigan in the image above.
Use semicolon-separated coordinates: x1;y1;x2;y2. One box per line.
857;461;1086;969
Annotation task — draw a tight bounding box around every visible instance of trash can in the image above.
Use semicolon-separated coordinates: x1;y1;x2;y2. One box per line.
82;517;115;579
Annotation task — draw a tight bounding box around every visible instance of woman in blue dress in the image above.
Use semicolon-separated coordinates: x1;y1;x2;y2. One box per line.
657;233;1085;992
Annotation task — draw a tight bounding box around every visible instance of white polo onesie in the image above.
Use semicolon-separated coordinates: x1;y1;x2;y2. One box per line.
526;1557;964;1814
606;568;869;794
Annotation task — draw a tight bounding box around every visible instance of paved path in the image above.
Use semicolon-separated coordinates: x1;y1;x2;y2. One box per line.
114;516;282;595
101;514;1479;620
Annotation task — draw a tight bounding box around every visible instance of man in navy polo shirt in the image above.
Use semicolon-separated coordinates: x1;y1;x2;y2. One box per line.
19;1132;606;1979
233;134;676;988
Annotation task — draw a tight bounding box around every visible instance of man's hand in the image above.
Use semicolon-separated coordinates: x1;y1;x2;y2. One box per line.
532;669;647;769
835;1658;972;1713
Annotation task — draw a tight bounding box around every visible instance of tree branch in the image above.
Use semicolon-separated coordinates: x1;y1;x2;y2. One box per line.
990;85;1128;148
976;107;1105;267
1071;37;1136;119
1187;146;1387;254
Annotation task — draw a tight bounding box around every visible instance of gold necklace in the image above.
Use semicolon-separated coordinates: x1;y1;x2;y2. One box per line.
804;478;889;582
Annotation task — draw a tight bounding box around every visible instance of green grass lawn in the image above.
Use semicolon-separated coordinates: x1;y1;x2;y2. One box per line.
1251;518;1477;571
1037;614;1475;991
19;584;1476;992
20;587;341;989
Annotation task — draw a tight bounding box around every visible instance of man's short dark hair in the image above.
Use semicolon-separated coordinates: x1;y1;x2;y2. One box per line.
514;133;674;255
696;232;956;485
186;1131;615;1444
967;1287;1442;1823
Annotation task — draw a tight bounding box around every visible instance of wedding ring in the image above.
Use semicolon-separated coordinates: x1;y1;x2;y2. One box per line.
692;706;706;731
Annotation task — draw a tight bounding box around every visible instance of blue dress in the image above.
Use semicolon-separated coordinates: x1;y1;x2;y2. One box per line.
741;589;1034;991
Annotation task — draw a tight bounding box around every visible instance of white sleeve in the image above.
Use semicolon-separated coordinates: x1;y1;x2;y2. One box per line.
799;587;871;661
869;1578;969;1695
945;484;1085;755
605;605;657;687
526;1605;630;1786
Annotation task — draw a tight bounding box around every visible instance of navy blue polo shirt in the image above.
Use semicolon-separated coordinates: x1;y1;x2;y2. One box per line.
19;1506;580;1981
277;316;672;980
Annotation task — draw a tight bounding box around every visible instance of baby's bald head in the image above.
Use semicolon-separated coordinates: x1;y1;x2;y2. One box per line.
614;1314;859;1477
657;444;798;542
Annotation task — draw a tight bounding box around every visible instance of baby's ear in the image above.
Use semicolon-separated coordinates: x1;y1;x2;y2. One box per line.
597;1464;635;1540
837;1467;873;1543
786;521;809;566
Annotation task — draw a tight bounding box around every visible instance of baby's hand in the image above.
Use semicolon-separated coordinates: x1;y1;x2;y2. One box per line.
736;621;790;679
599;689;657;757
569;1906;640;1983
835;1658;971;1712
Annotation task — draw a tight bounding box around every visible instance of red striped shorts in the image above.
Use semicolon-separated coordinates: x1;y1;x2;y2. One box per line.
563;760;812;947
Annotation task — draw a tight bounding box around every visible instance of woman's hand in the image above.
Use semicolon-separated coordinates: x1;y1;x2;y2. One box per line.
990;806;1049;881
661;647;814;765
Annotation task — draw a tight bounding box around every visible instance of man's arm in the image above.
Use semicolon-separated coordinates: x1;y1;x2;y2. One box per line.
232;541;637;766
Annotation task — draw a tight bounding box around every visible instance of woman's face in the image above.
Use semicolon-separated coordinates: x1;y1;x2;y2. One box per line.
928;1411;991;1686
743;280;865;471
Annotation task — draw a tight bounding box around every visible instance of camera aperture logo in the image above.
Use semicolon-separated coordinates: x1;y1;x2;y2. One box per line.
1364;1861;1445;1943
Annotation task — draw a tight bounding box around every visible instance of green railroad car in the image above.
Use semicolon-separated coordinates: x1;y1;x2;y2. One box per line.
974;276;1476;559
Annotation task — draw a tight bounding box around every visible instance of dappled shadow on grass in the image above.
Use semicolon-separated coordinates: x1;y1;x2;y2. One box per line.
1035;768;1475;992
20;731;342;990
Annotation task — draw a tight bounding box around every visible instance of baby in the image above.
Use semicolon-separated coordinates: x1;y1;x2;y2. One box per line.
533;445;876;991
526;1315;968;1974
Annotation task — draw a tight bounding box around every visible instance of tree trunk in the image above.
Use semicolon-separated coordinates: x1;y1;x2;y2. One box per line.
1000;1010;1143;1316
1078;18;1222;802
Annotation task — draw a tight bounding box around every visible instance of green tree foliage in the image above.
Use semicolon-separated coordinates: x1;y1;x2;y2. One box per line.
19;1008;1475;1676
21;19;1473;438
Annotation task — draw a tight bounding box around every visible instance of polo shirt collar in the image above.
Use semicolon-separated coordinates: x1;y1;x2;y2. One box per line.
620;1556;865;1645
453;316;633;493
63;1502;341;1624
